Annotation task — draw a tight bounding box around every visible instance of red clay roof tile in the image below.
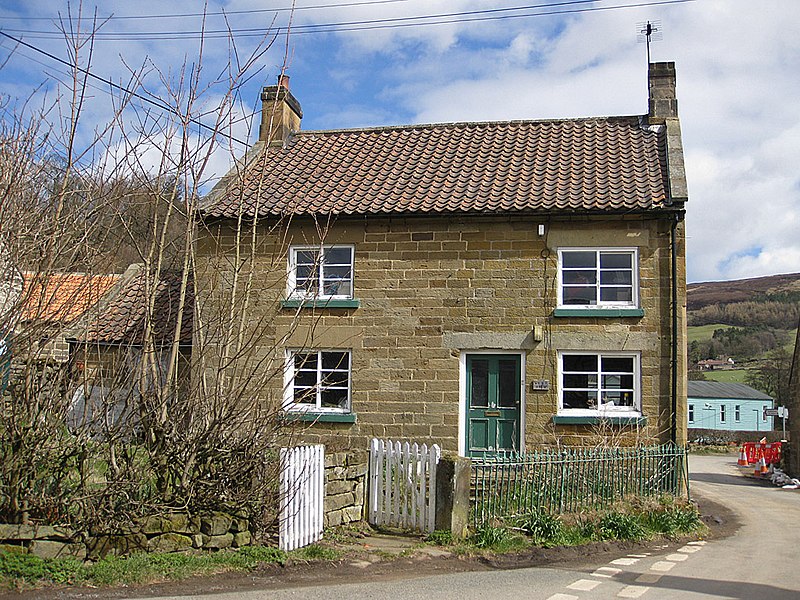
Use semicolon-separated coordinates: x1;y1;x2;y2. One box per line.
202;117;669;219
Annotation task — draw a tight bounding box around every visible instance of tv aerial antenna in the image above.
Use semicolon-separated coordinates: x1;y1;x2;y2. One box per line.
637;20;662;64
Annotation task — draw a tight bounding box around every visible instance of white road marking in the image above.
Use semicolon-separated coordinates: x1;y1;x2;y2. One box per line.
611;557;640;566
666;553;688;562
547;594;579;600
687;540;707;546
567;579;602;591
617;585;649;598
592;566;623;578
630;553;650;558
636;573;663;584
651;561;677;572
678;545;702;554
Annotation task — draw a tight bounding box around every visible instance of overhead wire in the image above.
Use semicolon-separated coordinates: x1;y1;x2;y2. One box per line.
0;30;253;148
0;0;416;21
0;0;697;146
1;0;696;40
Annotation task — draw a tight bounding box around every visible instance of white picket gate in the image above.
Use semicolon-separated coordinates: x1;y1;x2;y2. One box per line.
279;444;324;551
368;438;441;533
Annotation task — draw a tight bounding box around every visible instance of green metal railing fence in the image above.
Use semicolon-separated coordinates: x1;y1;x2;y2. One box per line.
471;444;688;526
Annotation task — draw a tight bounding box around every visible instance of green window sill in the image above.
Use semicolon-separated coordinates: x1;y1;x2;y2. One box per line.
552;415;647;426
284;412;357;424
281;298;361;309
553;308;644;318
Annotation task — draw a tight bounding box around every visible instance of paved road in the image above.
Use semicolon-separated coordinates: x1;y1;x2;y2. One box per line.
139;453;800;600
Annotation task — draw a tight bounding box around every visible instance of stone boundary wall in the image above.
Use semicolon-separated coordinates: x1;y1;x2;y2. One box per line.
0;512;252;561
324;450;367;527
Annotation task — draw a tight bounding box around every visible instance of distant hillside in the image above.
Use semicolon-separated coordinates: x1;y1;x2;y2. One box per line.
688;273;800;311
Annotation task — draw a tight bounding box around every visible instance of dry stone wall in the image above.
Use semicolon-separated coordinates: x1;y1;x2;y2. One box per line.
323;449;367;527
0;512;252;560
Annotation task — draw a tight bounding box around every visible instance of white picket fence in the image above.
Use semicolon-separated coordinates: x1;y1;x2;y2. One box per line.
368;438;441;533
279;444;324;551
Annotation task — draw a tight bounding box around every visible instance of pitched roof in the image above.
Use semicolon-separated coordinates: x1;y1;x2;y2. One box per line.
201;116;670;219
687;381;773;401
74;266;193;346
21;273;120;323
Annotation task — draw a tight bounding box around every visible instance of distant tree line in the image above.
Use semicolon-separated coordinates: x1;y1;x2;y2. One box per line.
688;326;790;363
688;300;799;330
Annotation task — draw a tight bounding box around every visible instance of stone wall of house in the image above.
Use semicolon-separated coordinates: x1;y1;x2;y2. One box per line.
0;512;252;560
196;214;687;454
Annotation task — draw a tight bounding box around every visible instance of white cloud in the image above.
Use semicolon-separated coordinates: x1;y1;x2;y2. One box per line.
2;0;799;283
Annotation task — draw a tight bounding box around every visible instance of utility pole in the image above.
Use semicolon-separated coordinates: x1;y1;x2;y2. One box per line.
788;320;800;475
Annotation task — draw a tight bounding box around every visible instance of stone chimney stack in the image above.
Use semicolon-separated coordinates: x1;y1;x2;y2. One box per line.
259;74;303;144
648;61;678;124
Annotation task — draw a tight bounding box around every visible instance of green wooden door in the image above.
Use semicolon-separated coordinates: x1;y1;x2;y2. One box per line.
466;354;521;458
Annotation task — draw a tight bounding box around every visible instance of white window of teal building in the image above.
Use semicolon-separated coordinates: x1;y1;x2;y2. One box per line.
719;404;726;423
735;405;741;422
688;404;694;424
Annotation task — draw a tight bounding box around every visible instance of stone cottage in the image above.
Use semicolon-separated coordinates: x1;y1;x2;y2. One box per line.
197;62;689;461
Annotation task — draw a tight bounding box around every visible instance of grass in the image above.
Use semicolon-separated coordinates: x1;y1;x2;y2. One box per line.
688;323;733;344
702;369;750;383
0;545;288;589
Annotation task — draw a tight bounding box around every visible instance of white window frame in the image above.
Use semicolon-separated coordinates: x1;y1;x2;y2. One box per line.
719;404;727;423
283;349;352;414
557;351;641;417
287;245;355;300
557;247;639;309
734;404;741;422
688;404;694;424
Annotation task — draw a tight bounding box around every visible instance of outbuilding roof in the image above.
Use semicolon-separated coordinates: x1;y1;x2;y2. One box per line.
687;381;773;401
201;116;671;219
71;265;193;346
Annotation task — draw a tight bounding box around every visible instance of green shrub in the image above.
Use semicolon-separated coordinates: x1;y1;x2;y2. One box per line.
645;506;702;535
515;508;564;546
595;512;647;541
470;526;526;552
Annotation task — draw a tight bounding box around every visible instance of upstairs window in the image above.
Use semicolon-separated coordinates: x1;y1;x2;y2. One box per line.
288;246;354;300
558;248;638;308
284;350;351;413
559;352;640;415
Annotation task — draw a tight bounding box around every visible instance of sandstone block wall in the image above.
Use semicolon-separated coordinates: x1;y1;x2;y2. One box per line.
196;214;687;455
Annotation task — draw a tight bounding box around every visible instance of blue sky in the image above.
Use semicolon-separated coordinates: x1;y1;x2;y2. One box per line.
1;0;798;283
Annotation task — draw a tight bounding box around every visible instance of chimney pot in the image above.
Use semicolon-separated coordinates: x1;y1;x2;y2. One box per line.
277;73;290;91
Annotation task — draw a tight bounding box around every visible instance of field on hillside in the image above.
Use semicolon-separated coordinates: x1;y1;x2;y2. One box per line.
687;324;732;344
701;369;750;384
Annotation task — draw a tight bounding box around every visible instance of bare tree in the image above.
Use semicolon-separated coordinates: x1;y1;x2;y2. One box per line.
0;7;312;540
